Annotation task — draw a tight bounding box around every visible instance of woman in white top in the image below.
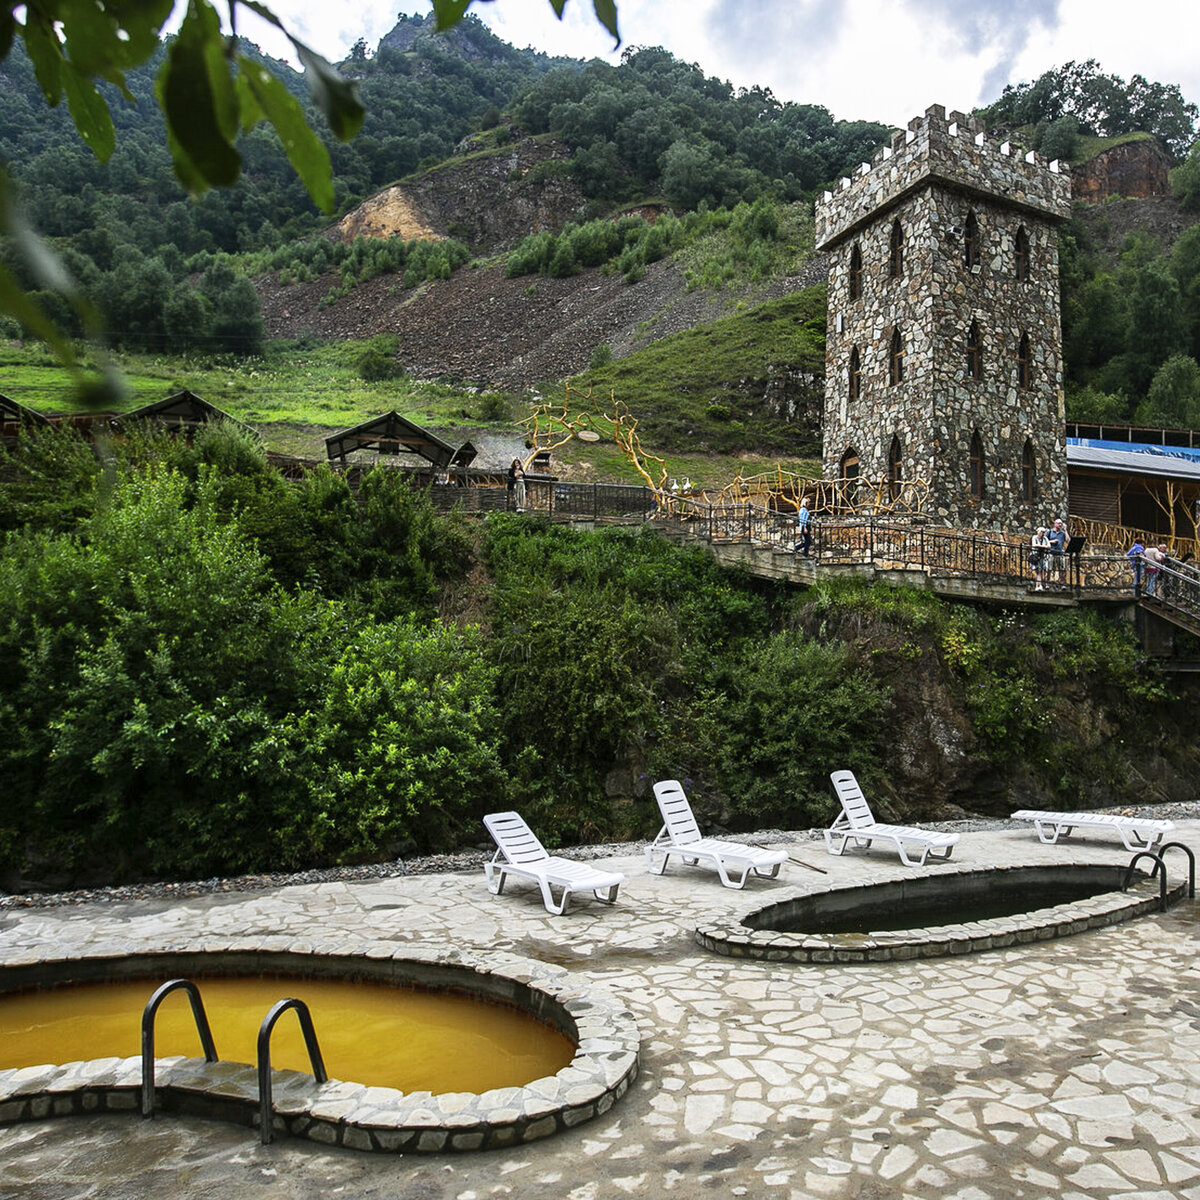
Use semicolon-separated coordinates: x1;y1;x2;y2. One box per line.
1030;527;1050;591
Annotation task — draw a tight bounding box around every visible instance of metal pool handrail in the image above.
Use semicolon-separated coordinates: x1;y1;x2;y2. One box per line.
1157;841;1197;899
257;997;328;1145
141;978;219;1118
1122;851;1172;912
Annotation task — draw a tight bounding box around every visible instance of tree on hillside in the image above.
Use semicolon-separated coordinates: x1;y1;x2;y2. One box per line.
1172;140;1200;211
0;0;619;389
1135;353;1200;427
979;59;1198;157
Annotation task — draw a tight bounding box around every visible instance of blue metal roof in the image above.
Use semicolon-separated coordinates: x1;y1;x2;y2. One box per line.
1067;438;1200;481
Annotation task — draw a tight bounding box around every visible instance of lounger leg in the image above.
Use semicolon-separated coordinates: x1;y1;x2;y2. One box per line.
646;847;671;876
1034;822;1065;844
715;860;749;889
1118;828;1155;852
484;862;507;896
824;832;848;857
539;880;569;915
592;884;620;905
754;863;781;880
895;841;928;868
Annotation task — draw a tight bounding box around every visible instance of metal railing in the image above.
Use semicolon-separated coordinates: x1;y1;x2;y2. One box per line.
1122;844;1196;913
141;979;219;1118
1134;556;1200;632
257;997;328;1145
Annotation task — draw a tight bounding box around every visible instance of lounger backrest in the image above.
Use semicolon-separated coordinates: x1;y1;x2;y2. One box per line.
830;770;875;830
483;811;550;864
653;780;702;846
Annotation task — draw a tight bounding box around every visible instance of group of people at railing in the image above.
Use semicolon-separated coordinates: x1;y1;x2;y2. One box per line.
1126;537;1198;604
1028;517;1070;591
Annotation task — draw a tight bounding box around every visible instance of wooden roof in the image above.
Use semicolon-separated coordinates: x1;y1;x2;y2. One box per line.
325;411;477;470
1;393;52;444
113;391;255;438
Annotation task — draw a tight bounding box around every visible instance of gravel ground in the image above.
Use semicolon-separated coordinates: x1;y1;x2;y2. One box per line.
4;800;1197;911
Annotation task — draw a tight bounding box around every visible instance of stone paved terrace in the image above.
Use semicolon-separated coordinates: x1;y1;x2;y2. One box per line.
1;822;1199;1199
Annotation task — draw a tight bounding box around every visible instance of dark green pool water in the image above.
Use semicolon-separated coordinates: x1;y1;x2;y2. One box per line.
745;865;1128;936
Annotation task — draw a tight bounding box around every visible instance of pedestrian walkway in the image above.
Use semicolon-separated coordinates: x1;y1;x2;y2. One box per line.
1;824;1198;1199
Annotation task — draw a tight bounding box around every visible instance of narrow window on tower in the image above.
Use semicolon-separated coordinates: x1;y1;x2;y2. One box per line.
969;431;985;499
963;210;979;270
1017;332;1032;390
1015;226;1030;282
849;242;863;301
889;219;904;278
1021;438;1035;501
889;327;904;385
887;435;903;502
840;447;860;508
966;320;983;380
848;345;861;401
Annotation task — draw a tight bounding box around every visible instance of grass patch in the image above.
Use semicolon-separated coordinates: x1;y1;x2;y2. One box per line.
0;340;522;438
567;285;827;455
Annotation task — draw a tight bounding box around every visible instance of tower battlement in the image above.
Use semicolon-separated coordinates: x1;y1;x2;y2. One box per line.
815;103;1072;251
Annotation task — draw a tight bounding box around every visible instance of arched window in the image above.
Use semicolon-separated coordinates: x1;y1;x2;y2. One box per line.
1021;439;1035;501
840;447;860;507
848;243;863;301
1015;226;1030;282
963;210;979;270
887;435;903;501
969;431;985;499
1017;333;1032;390
889;219;904;278
848;346;861;402
889;327;905;385
966;320;983;380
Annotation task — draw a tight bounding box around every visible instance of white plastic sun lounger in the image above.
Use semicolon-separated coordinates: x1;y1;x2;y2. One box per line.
825;770;960;867
483;811;624;915
647;780;787;889
1010;809;1175;852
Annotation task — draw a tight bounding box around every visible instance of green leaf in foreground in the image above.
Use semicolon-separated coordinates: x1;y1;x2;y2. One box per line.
237;54;335;214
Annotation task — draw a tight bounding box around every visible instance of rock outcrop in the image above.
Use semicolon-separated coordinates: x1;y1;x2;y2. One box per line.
1071;137;1172;202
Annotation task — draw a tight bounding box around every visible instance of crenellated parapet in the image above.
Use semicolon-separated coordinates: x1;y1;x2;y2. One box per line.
815;103;1072;252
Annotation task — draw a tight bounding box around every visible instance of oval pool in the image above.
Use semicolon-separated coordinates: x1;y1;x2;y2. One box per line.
696;863;1182;963
0;947;640;1152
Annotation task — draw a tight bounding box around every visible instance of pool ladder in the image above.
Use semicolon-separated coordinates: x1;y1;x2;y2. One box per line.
1121;841;1196;912
141;980;328;1144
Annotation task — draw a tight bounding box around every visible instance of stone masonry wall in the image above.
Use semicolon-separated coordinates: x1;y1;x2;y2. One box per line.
817;104;1071;532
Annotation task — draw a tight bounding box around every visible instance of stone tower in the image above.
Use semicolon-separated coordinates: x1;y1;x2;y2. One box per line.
815;103;1072;530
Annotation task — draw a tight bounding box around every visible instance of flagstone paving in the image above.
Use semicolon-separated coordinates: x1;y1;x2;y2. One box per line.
1;824;1198;1198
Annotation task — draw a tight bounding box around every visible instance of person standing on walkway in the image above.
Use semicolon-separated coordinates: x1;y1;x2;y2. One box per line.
1047;518;1068;587
511;457;527;511
1126;537;1145;594
794;497;812;557
1143;542;1165;596
1030;526;1050;591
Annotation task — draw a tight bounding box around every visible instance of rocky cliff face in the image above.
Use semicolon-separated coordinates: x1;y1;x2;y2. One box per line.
1071;138;1172;202
333;133;591;251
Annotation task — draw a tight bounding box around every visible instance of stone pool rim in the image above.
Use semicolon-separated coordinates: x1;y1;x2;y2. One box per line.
0;941;640;1153
695;859;1185;963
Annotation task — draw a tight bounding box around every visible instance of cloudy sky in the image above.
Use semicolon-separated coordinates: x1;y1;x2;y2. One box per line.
245;0;1200;132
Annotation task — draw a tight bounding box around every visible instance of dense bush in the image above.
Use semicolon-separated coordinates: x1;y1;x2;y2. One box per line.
0;432;490;885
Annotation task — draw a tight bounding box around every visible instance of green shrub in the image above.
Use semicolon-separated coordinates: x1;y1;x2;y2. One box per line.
701;633;888;828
